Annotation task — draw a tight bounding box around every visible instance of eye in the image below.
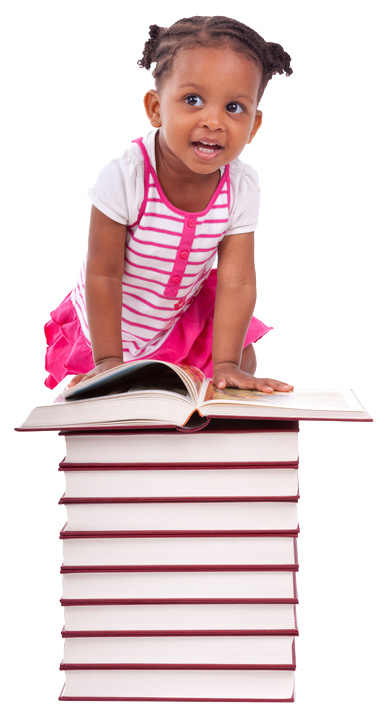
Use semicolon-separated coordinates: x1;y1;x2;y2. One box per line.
226;102;245;114
185;95;203;107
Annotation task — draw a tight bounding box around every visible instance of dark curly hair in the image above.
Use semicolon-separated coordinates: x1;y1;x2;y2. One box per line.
138;15;292;100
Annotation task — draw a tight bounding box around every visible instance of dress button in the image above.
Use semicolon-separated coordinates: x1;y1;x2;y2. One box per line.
180;251;188;260
187;217;196;228
172;276;180;285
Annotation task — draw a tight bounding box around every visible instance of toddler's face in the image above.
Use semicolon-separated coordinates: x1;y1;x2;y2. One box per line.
145;45;263;178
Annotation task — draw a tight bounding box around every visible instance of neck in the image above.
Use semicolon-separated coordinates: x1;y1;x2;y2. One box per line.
154;131;221;213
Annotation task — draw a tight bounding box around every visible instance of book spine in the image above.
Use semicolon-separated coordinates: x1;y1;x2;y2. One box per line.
61;629;299;638
60;596;299;604
60;662;296;671
59;495;300;503
59;461;300;470
60;529;300;538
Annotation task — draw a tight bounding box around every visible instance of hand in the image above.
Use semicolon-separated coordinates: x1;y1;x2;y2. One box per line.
67;357;125;388
213;363;294;394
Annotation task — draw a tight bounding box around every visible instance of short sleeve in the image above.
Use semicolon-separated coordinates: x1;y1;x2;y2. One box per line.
88;146;145;225
226;160;260;236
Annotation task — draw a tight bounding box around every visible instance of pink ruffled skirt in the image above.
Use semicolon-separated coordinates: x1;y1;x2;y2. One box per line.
44;270;272;389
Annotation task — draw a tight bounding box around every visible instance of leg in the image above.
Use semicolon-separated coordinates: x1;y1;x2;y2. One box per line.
240;344;257;374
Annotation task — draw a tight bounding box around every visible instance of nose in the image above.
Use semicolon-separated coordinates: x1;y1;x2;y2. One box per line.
199;104;225;131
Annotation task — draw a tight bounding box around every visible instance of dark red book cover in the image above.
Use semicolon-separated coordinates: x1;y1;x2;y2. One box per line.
59;491;300;502
59;460;299;471
61;626;299;638
60;597;299;606
60;526;300;541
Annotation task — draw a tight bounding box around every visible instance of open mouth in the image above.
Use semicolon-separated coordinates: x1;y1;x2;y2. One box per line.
192;141;223;159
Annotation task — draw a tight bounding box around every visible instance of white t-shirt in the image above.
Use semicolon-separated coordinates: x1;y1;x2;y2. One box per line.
88;129;260;235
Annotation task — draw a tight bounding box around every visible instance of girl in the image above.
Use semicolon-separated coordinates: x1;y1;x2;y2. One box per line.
44;15;294;394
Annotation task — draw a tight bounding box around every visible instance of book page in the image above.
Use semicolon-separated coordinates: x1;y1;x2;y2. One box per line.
202;387;366;412
171;365;205;405
62;360;192;402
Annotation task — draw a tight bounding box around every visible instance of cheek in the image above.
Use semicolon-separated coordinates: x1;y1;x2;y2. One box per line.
160;103;183;130
164;112;191;138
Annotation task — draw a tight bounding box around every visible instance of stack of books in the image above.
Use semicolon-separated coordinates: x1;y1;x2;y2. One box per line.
17;360;371;702
58;420;300;702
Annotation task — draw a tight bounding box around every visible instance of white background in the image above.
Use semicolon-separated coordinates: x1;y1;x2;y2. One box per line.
2;0;391;719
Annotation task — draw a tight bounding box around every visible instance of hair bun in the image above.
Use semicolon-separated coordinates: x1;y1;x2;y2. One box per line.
265;42;293;78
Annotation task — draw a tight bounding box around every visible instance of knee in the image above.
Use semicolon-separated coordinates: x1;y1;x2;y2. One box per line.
241;344;257;374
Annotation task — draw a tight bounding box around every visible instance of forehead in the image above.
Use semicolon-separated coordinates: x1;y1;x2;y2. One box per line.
162;44;263;100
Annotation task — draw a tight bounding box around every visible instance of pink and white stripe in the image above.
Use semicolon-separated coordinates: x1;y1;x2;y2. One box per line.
72;137;231;362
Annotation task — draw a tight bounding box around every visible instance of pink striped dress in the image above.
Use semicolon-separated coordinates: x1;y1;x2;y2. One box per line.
44;135;271;389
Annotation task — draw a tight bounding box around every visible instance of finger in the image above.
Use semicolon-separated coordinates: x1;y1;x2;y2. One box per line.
67;374;86;388
261;379;294;391
216;379;227;389
234;377;287;394
248;380;275;393
218;374;274;393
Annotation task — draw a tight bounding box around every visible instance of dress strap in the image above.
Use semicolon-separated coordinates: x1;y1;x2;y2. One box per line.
132;137;150;168
131;136;231;218
131;137;151;227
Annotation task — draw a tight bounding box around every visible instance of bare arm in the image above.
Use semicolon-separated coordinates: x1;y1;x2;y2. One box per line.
212;232;293;392
68;206;127;386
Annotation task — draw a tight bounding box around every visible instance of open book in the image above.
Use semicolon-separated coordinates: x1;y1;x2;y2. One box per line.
18;360;372;430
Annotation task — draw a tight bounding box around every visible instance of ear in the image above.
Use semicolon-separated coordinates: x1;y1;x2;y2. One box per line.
247;110;262;144
144;89;162;128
